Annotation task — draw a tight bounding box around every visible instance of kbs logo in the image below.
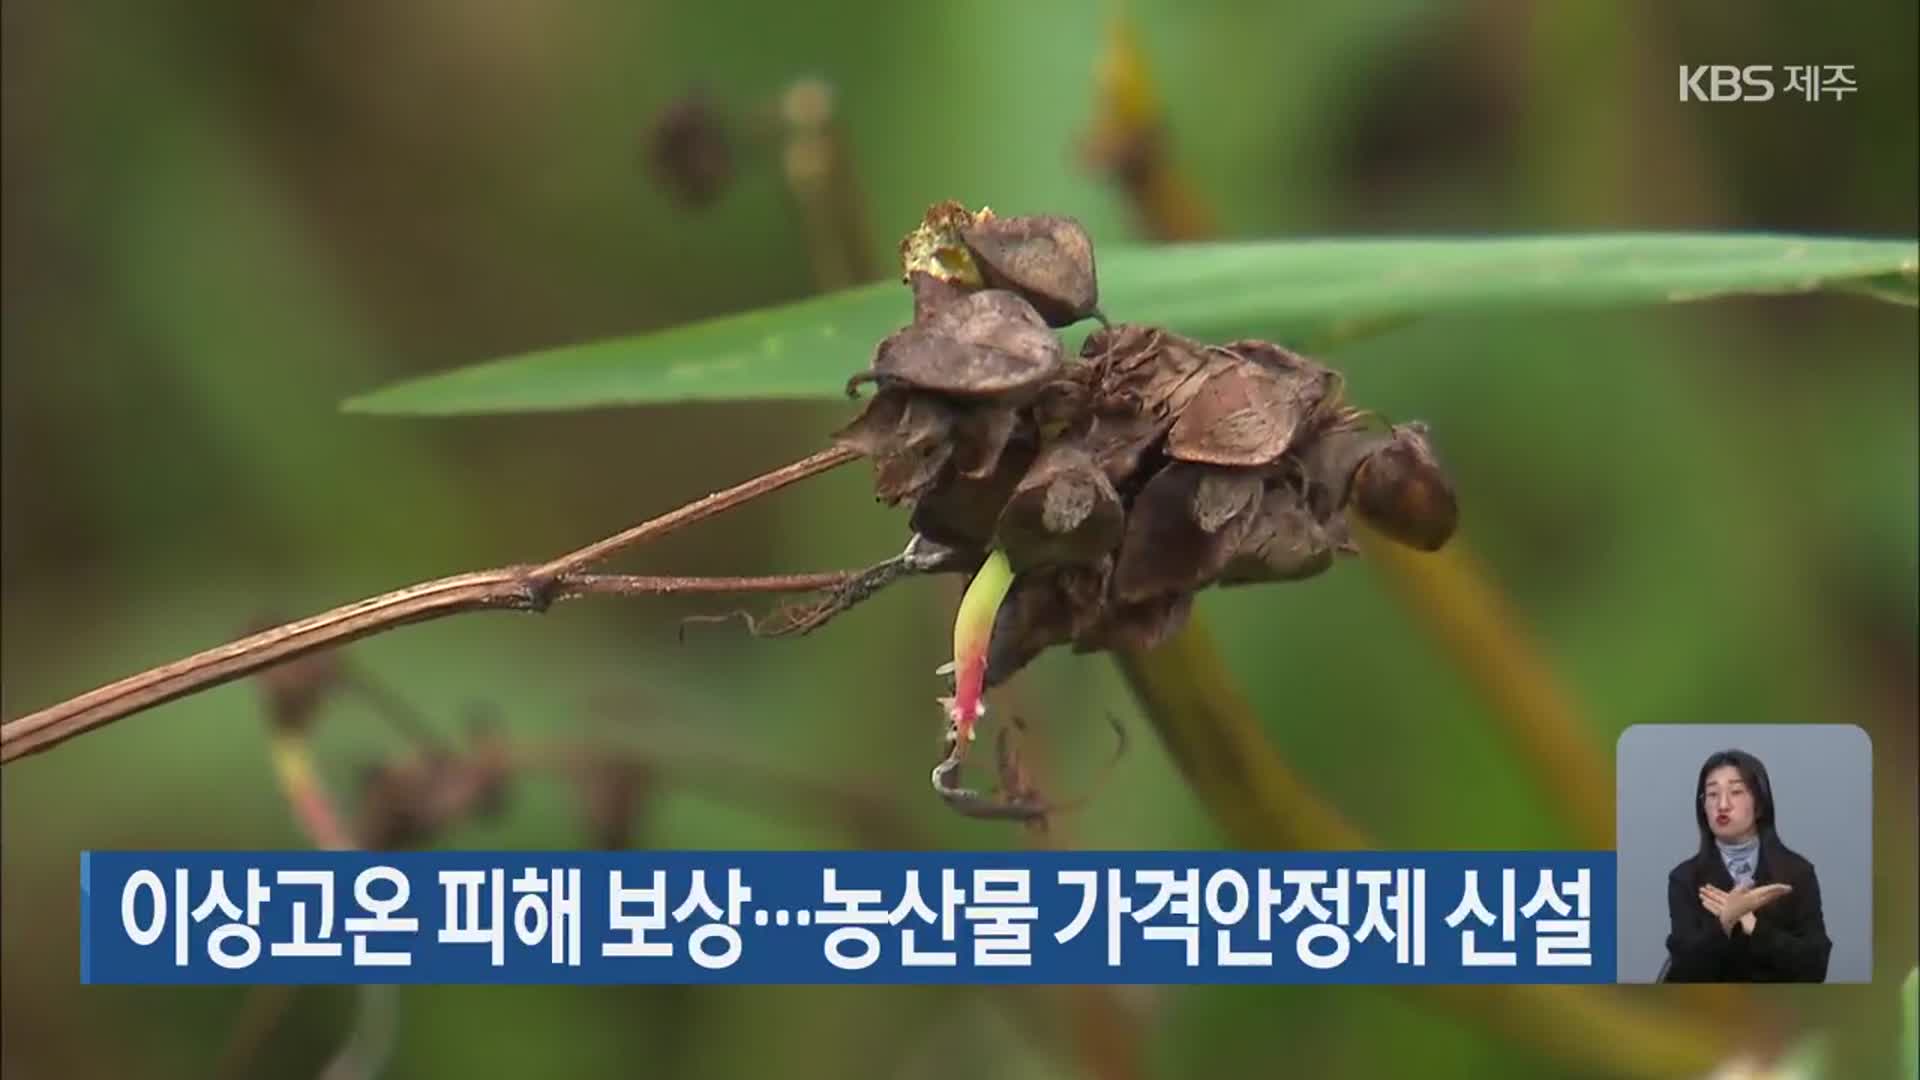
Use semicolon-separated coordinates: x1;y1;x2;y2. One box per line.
1679;65;1775;102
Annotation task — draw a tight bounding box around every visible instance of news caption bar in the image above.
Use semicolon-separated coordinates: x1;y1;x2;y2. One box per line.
82;851;1615;984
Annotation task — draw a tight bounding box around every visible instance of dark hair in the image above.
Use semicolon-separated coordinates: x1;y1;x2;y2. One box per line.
1691;748;1794;870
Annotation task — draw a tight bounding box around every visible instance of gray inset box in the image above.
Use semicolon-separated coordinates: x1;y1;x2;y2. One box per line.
1615;723;1872;983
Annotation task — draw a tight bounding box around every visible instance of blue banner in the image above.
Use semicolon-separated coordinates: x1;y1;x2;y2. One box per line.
81;851;1615;984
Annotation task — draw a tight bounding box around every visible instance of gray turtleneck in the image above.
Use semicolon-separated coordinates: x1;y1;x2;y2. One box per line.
1717;835;1760;888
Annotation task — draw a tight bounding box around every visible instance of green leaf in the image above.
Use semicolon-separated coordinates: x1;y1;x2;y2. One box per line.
346;233;1917;415
1903;966;1917;1080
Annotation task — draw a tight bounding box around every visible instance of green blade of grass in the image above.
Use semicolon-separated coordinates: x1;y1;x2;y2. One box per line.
1904;966;1918;1080
345;233;1917;415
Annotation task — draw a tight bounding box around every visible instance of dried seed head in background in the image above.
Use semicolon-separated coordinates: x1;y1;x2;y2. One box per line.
250;617;347;734
645;92;736;208
839;202;1459;687
355;714;514;852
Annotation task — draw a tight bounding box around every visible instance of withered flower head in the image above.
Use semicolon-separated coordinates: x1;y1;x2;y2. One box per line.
829;202;1459;693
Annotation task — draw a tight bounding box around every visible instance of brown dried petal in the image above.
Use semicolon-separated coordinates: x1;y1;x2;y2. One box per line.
909;269;975;324
831;387;907;456
1350;422;1458;552
951;403;1021;480
924;289;1065;384
961;214;1100;327
995;444;1125;572
1219;484;1338;585
1112;463;1262;603
910;437;1036;552
1165;352;1330;467
871;291;1062;398
832;390;956;504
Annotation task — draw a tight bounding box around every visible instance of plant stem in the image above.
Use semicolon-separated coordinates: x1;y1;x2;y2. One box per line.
1116;621;1723;1079
1350;521;1616;848
1;446;858;764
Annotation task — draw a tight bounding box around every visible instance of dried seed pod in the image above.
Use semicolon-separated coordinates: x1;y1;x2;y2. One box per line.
1350;422;1458;552
1219;483;1339;585
910;436;1037;553
1164;347;1337;467
1112;463;1263;602
995;443;1126;572
960;214;1100;327
865;291;1063;399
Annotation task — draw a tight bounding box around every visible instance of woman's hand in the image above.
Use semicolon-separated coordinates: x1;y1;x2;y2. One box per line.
1699;883;1793;933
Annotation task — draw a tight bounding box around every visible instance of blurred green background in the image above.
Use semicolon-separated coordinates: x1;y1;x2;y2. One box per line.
3;2;1915;1078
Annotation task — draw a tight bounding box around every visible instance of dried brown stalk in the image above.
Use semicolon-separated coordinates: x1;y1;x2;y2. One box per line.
1;446;858;764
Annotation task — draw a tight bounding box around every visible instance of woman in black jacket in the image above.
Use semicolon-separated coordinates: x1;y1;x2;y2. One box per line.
1663;749;1832;982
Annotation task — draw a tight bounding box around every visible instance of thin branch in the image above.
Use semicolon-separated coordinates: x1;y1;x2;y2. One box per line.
1;446;858;765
